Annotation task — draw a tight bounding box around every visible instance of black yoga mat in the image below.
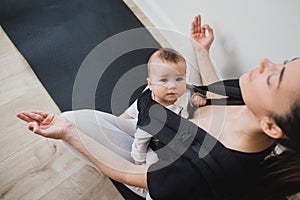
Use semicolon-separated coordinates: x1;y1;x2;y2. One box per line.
1;0;160;199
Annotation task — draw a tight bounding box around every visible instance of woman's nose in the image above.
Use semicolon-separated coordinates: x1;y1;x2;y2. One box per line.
259;59;275;73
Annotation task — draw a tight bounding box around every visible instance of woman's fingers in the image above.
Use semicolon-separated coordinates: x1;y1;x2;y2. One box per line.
43;114;55;125
31;110;49;118
28;122;37;132
24;111;44;122
16;111;44;124
196;15;201;33
28;121;43;135
191;19;197;34
192;15;201;34
16;112;33;123
202;24;214;40
191;21;195;34
18;110;63;139
191;14;202;35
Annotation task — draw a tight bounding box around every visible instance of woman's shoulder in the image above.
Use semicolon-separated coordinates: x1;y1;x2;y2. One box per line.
228;144;274;167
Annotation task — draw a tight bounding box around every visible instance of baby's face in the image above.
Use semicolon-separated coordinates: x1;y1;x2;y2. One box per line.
148;61;186;106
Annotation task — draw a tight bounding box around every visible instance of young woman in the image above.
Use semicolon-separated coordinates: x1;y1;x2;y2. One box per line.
16;15;300;199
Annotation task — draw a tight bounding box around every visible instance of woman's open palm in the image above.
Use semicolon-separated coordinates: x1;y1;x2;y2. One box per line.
16;111;73;139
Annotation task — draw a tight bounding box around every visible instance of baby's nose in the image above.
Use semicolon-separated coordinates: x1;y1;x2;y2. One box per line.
167;80;176;88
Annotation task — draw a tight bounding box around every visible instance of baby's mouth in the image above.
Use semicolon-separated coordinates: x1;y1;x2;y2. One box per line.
166;92;176;96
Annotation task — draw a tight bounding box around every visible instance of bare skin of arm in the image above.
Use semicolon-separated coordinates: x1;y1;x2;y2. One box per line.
119;112;134;119
191;14;220;85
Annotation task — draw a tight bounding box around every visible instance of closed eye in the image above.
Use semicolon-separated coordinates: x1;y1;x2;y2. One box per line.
267;75;271;86
267;74;276;87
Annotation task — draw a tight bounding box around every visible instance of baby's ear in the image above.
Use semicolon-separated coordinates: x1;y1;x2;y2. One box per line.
260;117;283;139
147;78;153;91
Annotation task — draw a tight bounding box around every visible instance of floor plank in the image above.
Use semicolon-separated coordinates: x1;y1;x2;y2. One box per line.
0;139;84;199
40;166;121;200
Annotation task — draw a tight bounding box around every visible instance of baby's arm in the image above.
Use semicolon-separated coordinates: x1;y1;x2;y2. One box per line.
119;100;138;119
131;128;153;165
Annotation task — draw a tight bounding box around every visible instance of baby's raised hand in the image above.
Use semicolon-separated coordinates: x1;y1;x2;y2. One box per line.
191;93;207;107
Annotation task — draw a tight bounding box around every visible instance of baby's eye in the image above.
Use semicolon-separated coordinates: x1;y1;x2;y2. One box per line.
160;78;168;82
176;77;184;81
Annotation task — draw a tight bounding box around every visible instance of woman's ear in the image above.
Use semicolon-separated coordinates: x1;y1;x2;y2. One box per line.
147;77;153;91
260;117;283;139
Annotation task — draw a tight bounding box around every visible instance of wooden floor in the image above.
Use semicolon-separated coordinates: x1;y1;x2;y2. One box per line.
0;1;164;199
0;26;124;200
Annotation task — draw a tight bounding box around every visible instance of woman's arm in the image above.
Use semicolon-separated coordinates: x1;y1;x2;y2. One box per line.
16;111;148;188
194;48;220;85
65;126;148;188
191;15;220;85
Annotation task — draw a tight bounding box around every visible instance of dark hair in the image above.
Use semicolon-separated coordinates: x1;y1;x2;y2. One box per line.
249;102;300;199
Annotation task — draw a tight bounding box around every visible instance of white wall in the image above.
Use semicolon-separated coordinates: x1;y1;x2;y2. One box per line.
133;0;300;79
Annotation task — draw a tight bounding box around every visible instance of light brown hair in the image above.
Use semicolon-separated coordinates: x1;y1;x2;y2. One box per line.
147;48;186;76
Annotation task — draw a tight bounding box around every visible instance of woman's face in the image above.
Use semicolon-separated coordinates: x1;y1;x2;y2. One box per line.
240;58;300;119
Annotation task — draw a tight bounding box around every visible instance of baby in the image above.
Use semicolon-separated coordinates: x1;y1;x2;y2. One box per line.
122;48;206;199
124;48;206;165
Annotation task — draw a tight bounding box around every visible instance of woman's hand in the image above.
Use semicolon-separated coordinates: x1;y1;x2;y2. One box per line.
190;14;214;52
16;110;73;140
17;110;148;188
